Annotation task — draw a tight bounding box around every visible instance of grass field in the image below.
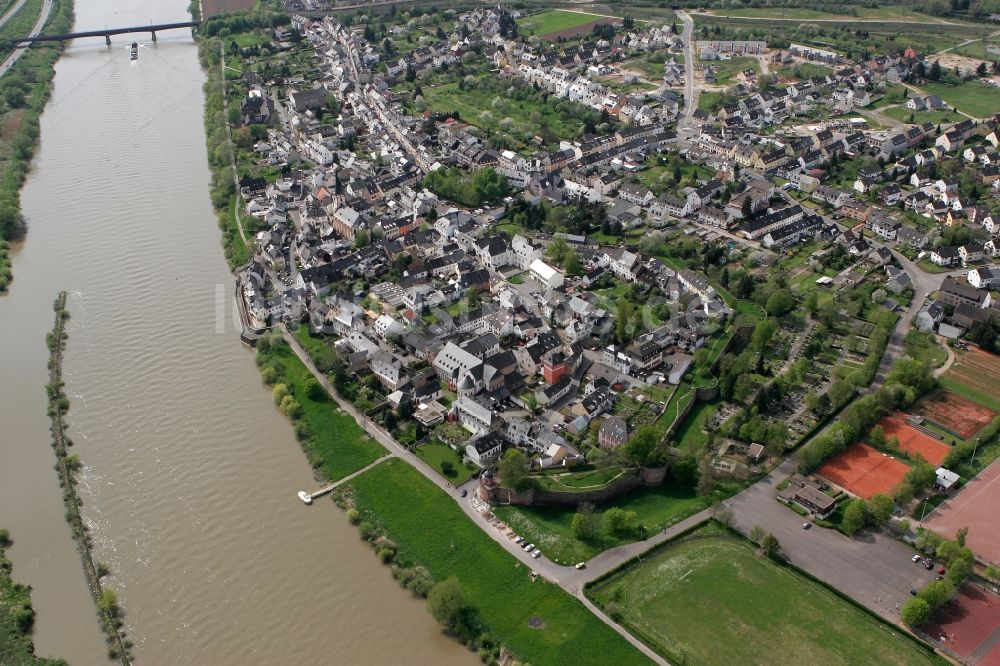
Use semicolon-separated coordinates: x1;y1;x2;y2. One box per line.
493;482;710;564
673;400;717;454
706;56;760;85
903;330;948;368
263;336;386;481
587;523;944;666
777;62;833;80
344;459;649;665
414;441;478;483
518;10;607;36
915;81;1000;118
952;39;1000;62
881;106;960;126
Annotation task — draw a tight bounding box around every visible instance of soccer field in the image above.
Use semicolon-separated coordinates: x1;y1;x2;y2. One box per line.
588;524;943;665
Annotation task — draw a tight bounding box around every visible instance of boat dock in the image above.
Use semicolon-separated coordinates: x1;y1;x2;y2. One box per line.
297;455;392;505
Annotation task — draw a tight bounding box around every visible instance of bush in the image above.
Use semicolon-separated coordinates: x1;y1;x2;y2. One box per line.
901;597;931;626
347;508;361;525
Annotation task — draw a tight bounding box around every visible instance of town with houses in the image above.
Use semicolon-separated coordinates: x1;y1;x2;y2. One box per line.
216;3;1000;664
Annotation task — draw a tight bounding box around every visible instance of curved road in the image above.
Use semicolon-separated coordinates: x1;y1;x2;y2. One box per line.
0;0;31;28
0;0;54;79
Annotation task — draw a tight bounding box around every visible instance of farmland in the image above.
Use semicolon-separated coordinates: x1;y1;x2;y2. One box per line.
343;459;649;666
941;347;1000;413
587;523;943;666
417;77;599;152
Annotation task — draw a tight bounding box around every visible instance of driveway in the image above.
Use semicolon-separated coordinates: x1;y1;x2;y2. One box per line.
722;460;937;622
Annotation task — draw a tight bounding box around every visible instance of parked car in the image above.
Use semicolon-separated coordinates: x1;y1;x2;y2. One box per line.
910;589;918;596
524;543;535;551
802;522;811;530
912;554;922;563
575;562;586;570
531;550;541;559
939;567;946;575
460;489;468;498
924;559;934;570
515;536;524;545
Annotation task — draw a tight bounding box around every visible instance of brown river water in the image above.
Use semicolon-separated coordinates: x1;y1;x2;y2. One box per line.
0;1;471;663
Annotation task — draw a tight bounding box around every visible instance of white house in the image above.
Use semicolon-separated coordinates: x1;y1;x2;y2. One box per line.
530;258;565;289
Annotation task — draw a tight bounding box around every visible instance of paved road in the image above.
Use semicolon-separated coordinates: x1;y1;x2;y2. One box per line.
0;0;53;79
723;460;937;622
871;246;966;387
678;10;696;127
0;0;30;29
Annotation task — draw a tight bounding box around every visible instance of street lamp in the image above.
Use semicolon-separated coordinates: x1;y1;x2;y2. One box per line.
971;437;981;467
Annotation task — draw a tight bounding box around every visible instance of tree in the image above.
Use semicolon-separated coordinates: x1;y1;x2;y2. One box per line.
956;526;968;547
761;533;782;560
749;525;765;545
868;424;886;449
98;587;119;616
918;579;955;608
985;564;1000;585
765;289;795;317
977;62;988;78
603;507;639;536
355;229;371;248
868;494;894;526
564;250;583;277
841;498;868;536
741;195;753;219
498;449;530;490
622;425;666;468
751;318;778;351
427;577;468;629
571;508;597;539
901;597;932;626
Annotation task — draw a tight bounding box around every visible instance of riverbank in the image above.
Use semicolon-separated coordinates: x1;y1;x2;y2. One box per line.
196;35;249;269
0;532;65;666
0;0;71;292
45;292;131;664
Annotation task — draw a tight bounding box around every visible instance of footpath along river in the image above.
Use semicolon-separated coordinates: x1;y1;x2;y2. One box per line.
0;0;471;663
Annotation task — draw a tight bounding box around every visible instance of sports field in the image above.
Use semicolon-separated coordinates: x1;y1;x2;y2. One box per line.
878;414;950;466
925;458;1000;566
917;391;997;440
587;524;943;666
922;584;1000;665
818;443;909;499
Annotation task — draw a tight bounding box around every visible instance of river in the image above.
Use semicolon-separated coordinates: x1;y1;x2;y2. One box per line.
0;1;471;663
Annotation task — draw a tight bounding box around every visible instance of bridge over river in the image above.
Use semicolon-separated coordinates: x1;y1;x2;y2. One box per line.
12;20;198;45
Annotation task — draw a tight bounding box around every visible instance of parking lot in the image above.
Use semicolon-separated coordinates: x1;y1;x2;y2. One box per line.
723;460;937;622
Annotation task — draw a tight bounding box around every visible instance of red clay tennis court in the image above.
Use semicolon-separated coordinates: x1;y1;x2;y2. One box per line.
878;414;950;467
923;584;1000;665
925;458;1000;567
817;443;909;499
917;390;997;440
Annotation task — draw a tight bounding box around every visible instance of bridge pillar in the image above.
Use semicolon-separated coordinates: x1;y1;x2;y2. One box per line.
151;30;156;42
105;34;111;46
